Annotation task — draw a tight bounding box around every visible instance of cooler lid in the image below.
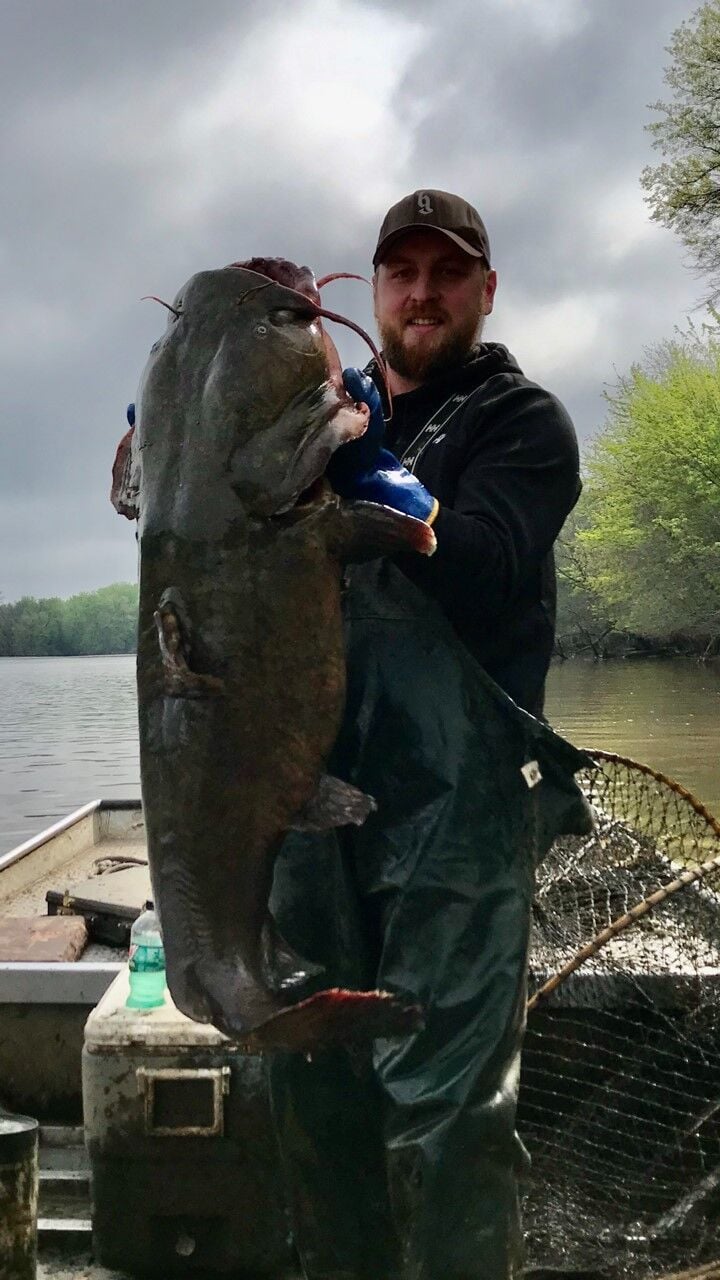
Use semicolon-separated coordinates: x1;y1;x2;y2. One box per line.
84;967;231;1050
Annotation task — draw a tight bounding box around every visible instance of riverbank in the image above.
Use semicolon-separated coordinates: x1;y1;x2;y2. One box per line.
555;628;720;661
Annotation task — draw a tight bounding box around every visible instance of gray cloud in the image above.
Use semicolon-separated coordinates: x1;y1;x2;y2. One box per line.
0;0;705;600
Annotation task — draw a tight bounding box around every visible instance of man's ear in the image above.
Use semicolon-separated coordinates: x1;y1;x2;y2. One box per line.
483;269;498;317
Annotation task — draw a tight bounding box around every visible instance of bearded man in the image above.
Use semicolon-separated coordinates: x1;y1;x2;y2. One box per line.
269;190;587;1280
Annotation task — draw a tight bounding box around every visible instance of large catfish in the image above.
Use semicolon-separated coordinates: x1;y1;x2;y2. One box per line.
112;259;434;1051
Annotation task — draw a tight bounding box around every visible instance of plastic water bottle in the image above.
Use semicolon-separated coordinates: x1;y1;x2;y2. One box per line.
126;900;166;1009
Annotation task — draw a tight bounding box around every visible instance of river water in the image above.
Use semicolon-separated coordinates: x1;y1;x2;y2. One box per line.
0;655;140;856
0;653;718;857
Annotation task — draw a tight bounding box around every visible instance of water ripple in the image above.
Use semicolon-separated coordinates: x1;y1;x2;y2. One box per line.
546;658;720;817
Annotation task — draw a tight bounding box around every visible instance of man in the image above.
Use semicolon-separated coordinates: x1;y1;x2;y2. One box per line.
269;190;589;1280
328;188;581;718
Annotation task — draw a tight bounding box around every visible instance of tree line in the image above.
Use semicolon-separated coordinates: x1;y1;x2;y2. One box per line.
556;321;720;658
556;1;720;660
0;583;138;657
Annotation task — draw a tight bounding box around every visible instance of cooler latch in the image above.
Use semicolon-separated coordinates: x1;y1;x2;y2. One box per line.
136;1066;230;1137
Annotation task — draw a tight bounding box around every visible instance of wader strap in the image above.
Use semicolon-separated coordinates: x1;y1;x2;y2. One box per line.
399;385;484;473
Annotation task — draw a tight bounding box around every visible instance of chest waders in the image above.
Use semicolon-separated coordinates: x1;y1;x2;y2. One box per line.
268;564;591;1280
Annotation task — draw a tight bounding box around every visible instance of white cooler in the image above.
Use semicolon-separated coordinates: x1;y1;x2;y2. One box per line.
82;969;292;1275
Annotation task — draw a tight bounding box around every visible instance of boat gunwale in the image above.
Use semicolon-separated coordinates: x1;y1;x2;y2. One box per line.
0;799;101;873
0;798;142;875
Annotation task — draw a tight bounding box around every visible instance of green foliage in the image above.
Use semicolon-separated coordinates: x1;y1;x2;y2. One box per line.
0;596;65;657
577;323;720;638
555;496;619;653
0;583;138;657
642;0;720;296
60;584;138;655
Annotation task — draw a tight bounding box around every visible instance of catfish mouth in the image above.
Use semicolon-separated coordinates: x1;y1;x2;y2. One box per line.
271;474;333;522
295;474;327;507
287;473;329;512
270;388;369;522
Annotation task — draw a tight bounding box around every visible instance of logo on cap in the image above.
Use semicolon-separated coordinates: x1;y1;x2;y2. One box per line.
417;192;433;216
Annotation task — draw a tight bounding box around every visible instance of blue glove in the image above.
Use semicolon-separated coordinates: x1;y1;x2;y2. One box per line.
326;369;438;523
326;369;386;488
126;403;136;428
336;447;439;524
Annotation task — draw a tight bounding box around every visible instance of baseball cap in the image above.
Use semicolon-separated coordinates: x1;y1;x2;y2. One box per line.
373;189;491;268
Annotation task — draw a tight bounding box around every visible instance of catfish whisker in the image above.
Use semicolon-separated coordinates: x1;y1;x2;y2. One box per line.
316;272;372;289
141;295;182;319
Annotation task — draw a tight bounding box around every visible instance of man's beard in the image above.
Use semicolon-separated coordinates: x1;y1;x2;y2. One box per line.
377;309;485;384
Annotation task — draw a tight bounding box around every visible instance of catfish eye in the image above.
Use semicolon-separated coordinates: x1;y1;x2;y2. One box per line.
255;324;268;338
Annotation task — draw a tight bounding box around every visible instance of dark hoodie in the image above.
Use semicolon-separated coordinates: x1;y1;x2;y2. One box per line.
367;343;581;716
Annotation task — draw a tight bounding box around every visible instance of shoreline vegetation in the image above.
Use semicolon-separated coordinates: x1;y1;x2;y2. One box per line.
0;583;137;657
554;626;720;662
555;319;720;664
0;579;717;662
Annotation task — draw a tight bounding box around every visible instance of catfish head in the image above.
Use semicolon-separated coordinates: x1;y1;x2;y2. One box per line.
131;262;370;539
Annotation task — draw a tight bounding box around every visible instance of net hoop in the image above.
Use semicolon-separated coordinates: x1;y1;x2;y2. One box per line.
527;749;720;1012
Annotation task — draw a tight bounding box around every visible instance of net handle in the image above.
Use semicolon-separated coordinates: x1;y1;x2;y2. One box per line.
527;749;720;1013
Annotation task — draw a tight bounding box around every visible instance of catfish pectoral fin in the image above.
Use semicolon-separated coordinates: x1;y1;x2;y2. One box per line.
240;989;425;1054
289;774;377;831
154;606;226;697
328;500;436;562
110;424;140;520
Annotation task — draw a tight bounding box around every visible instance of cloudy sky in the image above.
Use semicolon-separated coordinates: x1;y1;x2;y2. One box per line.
0;0;707;602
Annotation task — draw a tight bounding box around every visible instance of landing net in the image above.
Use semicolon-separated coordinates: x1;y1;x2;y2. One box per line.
521;751;720;1279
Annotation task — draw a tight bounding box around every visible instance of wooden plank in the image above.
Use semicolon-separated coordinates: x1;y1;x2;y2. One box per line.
0;917;88;962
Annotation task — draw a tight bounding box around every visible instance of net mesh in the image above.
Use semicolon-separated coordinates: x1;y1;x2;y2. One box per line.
521;751;720;1280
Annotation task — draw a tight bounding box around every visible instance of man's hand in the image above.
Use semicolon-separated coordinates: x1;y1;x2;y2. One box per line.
335;448;439;524
327;369;439;525
326;369;386;486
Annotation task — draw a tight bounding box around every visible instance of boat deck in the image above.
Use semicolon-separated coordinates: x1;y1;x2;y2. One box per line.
0;802;146;914
0;801;147;981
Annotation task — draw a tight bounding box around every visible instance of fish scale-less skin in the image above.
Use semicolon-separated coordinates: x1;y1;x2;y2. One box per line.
132;264;433;1047
138;523;347;988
